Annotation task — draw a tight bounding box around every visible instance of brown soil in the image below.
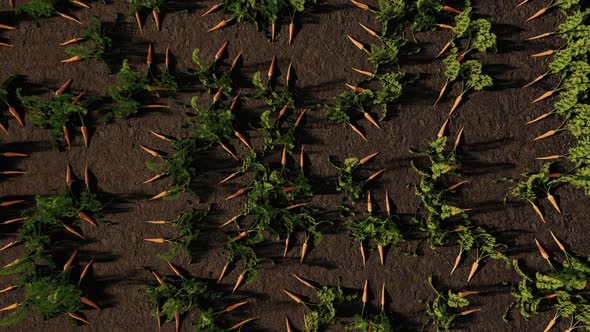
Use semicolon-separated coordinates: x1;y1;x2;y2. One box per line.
1;0;588;331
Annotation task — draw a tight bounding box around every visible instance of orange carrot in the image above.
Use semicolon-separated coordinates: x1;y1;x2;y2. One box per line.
268;55;276;79
547;193;561;213
283;237;289;257
349;123;367;141
0;122;8;134
515;0;530;7
149;191;168;200
523;73;548;88
351;0;370;10
358;22;378;37
57;12;82;24
352;67;374;77
226;300;248;312
526;7;548;22
359;242;366;267
145;220;168;225
450;253;462;275
71;0;90;8
66;163;73;185
8;107;24;126
220;142;238;160
63;126;72;150
459;308;480;316
287;203;307;210
347;34;365;51
56;79;73;95
281;145;288;166
533;130;557;141
271;21;276;42
549;230;566;252
300;145;305;169
448;180;469;191
535;238;550;261
208;19;230;32
230;91;241;110
279;102;290;118
434;83;448;106
449;95;463;115
2;217;27;225
218;262;230;283
166;260;182;277
367;190;373;213
78;258;94;285
213;87;224;104
286;317;293;332
135;11;143;32
0;303;19;312
543;318;556;332
381;282;386;307
454;127;464;149
225;188;246;201
152;9;160;31
435;41;452;59
467;261;479;282
531;202;546;223
233;231;247;241
215;41;229;61
202;3;222;16
437;118;449;138
345;83;365;92
231;51;242;71
68;312;89;324
84;162;90;188
2;258;20;269
64;225;85;239
532;90;555;103
362;279;368;304
0;42;13;47
364;112;380;128
144;174;164;184
81;297;100;310
63;249;78;270
283;289;303;303
378;245;384;265
1;170;26;175
442;5;461;14
146;43;153;65
360;152;379;165
79;211;97;227
144;238;166;244
300;239;308;263
527;32;553;40
152;271;166;285
0;199;25;206
234;131;253;150
0;285;16;293
385;190;391;216
218;171;240;185
233;273;245;293
527;112;552;124
80;125;89;147
437;23;454;30
531;49;554;57
295;109;307;127
1;151;27;157
0;24;15;30
0;241;18;251
292;273;314;288
367;169;386;181
289;21;295;45
60;37;84;46
230;318;257;330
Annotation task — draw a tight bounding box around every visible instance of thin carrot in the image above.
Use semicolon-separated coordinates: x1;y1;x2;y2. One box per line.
0;285;15;293
547;193;561;213
292;273;314;288
533;130;557;141
531;49;554;57
362;279;368;304
218;262;230;283
532;90;555;103
364;112;381;128
531;201;546;223
352;67;374;77
0;24;15;30
167;260;182;277
208;19;231;32
144;238;166;244
84;162;90;188
213;87;224;104
234;131;253;150
149;191;168;200
349;123;367;141
1;170;26;175
0;199;25;206
515;0;530;7
0;303;18;312
0;42;13;47
79;211;98;227
359;242;366;267
268;55;276;80
345;83;365;92
60;37;84;46
230;317;257;330
202;3;222;16
231;51;242;72
233;231;247;241
220;142;238;160
218;171;240;184
144;174;164;184
286;317;293;332
435;41;452;59
454;127;464;149
68;312;90;324
448;180;469;191
527;32;553;40
543;318;556;332
282;237;290;257
146;220;168;224
0;241;18;251
271;21;276;42
289;21;295;45
295;109;307;127
449;95;463;115
458;290;479;297
526;7;548;22
281;146;288;166
71;0;90;8
459;308;480;316
135;10;142;32
358;22;378;37
467;261;479;282
2;258;20;269
56;79;73;95
62;55;82;64
80;126;89;147
0;122;8;134
233;273;245;293
78;258;94;285
226;300;248;312
549;230;566;252
2;217;27;225
347;34;366;51
230;91;240;110
81;297;100;310
437;23;454;30
215;41;229;61
65;225;85;239
523;73;548;88
437;118;449;138
140;145;161;157
63;249;78;270
152;271;166;285
283;289;303;303
450;253;462;275
535;238;550;263
225;188;246;201
300;239;308;263
527;112;552;124
378;245;384;265
152;9;160;31
385;190;391;216
367;190;372;213
57;12;82;24
7;107;23;126
442;5;461;14
66;163;73;185
359;152;379;166
351;0;370;10
367;169;386;181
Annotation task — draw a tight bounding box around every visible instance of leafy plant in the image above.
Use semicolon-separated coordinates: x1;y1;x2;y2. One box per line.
110;59;163;119
425;276;479;331
158;209;208;261
15;0;58;19
329;156;380;205
64;18;111;63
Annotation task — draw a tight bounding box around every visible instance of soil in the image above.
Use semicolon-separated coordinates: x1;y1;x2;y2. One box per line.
1;0;589;331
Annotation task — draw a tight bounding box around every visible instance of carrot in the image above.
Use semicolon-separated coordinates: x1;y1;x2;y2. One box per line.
548;172;561;178
145;220;168;224
435;41;452;59
57;12;82;24
359;242;366;267
219;171;240;185
367;190;372;213
0;303;19;312
60;37;84;46
71;0;90;8
286;317;293;332
351;0;370;10
215;41;229;61
367;169;386;181
437;23;454;30
0;170;26;175
78;258;94;285
66;163;73;185
531;201;546;223
146;43;153;65
458;290;479;297
152;271;166;285
523;73;548;88
268;55;276;80
283;237;289;257
281;145;288;166
543;319;556;332
230;317;257;330
230;91;241;110
358;22;378;37
526;7;548;22
437;117;449;138
549;230;566;252
527;32;553;40
287;203;307;210
2;258;20;269
65;225;85;239
385;190;391;216
63;249;78;270
166;260;182;277
515;0;530;7
140;145;161;157
364;112;381;129
0;42;13;47
149;191;168;200
68;312;90;324
534;238;550;262
271;21;276;42
532;90;555;103
225;188;246;201
295;109;307;127
459;308;480;316
300;239;308;263
231;51;242;71
283;186;297;193
289;21;295;45
135;10;142;32
527;112;552;124
0;285;15;293
292;273;314;288
152;9;160;31
220;215;239;228
79;211;98;227
218;262;230;283
467;261;479;282
233;231;247;241
213;87;224;104
234;131;253;150
233;273;245;293
208;19;231;32
84;162;90;188
81;125;89;147
434;83;447;104
283;289;303;303
378;245;384;265
345;83;365;92
547;193;561;213
347;34;366;51
362;279;368;304
352;67;374;77
4;107;23;127
454;126;464;149
349;123;367;141
0;122;8;134
448;180;469;191
144;238;166;244
0;241;18;251
359;153;379;166
449;95;463;115
0;24;15;30
2;217;27;225
226;300;248;312
63;126;72;150
164;47;171;69
0;199;25;206
81;297;100;311
450;253;462;275
531;49;554;57
442;5;461;14
220;142;238;160
62;55;83;63
8;0;13;8
533;130;557;141
155;307;162;329
279;102;290;118
144;173;164;184
202;3;222;16
56;79;73;95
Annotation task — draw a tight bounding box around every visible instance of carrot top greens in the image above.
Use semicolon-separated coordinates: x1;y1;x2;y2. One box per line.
64;18;111;63
157;209;208;261
218;0;316;31
425;276;478;331
16;0;58;19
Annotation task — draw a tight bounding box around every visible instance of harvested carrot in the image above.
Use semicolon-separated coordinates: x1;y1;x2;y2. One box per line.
219;171;240;185
231;51;242;71
292;273;314;288
68;312;89;324
58;12;82;24
2;217;27;225
378;245;384;265
359;152;379;165
0;122;8;134
84;162;90;188
515;0;530;7
144;238;166;244
213;87;224;104
533;130;557;141
281;146;288;166
78;258;93;285
347;34;365;51
531;49;554;57
271;21;276;42
233;231;247;241
0;24;15;30
442;5;461;13
283;289;303;303
523;73;548;88
385;190;391;216
458;290;479;297
459;308;480;316
149;191;168;200
368;169;386;181
202;3;222;16
0;303;19;312
548;230;565;252
146;43;153;65
63;126;72;150
362;279;368;304
60;37;84;46
300;239;308;263
532;90;555;103
152;271;166;285
81;297;100;311
450;253;462;275
437;23;454;30
0;42;13;47
531;202;546;223
283;237;289;257
166;260;182;277
215;41;228;61
449;95;463;115
367;191;372;213
454;127;464;149
208;19;231;32
349;123;367;141
435;41;452;59
536;155;562;160
230;91;241;110
1;151;27;157
145;220;168;224
526;7;548;22
66;163;73;185
226;300;248;312
300;145;305;169
7;107;24;126
295;109;307;127
435;84;449;104
286;318;293;332
0;241;18;251
62;55;82;64
152;9;160;31
364;112;380;128
80;125;89;147
135;10;142;32
467;261;479;282
527;32;553;40
140;145;161;157
448;180;469;191
0;199;25;206
79;211;97;227
234;131;253;150
268;55;276;80
218;262;230;283
1;170;26;175
155;307;161;329
358;22;378;37
287;203;307;210
226;188;246;201
547;193;561;213
351;0;370;10
233;273;245;293
289;21;295;45
164;47;171;69
279;103;290;118
543;318;556;332
359;242;366;267
535;238;550;262
144;174;164;184
437;118;449;138
71;0;90;8
230;317;257;330
63;249;78;270
220;142;238;160
0;285;15;293
352;67;374;77
2;258;20;269
65;225;85;239
527;112;551;124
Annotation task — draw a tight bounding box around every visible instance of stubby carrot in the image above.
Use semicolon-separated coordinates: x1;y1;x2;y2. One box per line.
233;273;245;293
208;19;231;32
62;56;82;63
213;87;224;104
467;261;479;282
56;79;73;95
149;191;168;200
364;112;380;128
281;145;288;166
543;318;556;332
268;55;276;80
437;118;449;138
8;107;24;126
458;290;479;297
215;41;229;61
547;193;561;213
